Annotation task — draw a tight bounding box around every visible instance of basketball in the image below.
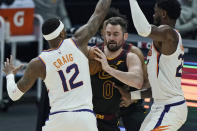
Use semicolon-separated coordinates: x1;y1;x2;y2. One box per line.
89;59;102;75
88;46;102;75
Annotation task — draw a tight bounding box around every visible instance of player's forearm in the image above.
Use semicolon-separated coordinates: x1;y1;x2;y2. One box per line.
87;0;111;34
129;0;151;37
105;66;143;89
6;74;24;101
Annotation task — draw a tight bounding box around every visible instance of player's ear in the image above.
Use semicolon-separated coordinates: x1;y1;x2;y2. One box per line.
162;10;167;18
59;32;64;38
124;33;128;41
60;30;66;39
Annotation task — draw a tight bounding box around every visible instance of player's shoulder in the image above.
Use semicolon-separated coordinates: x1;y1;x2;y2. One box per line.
130;45;141;53
158;25;176;33
127;51;139;60
27;57;46;79
28;57;44;68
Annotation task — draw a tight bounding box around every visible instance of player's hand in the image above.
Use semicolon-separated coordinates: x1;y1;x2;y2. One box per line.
87;46;98;60
93;47;110;72
3;55;24;75
114;84;133;107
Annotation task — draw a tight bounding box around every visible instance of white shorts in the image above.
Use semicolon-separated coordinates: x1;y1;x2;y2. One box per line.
42;109;98;131
140;100;188;131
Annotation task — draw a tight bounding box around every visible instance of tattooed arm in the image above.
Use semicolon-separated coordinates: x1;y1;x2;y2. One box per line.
17;58;45;93
72;0;111;57
3;56;45;101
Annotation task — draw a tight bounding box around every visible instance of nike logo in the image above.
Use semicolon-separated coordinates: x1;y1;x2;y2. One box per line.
116;60;124;65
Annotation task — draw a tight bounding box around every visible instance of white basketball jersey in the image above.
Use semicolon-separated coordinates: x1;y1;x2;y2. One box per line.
39;38;93;112
147;31;185;100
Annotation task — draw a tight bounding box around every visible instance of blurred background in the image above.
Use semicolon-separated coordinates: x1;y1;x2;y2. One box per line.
0;0;197;131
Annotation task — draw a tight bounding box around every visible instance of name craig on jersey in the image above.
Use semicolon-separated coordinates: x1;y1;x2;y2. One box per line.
53;54;73;69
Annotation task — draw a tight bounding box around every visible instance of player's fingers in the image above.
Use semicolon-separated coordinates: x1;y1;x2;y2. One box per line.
5;60;9;67
4;62;7;67
13;65;24;74
94;47;102;53
6;58;10;64
120;101;127;107
10;55;13;65
94;48;105;57
94;50;103;58
114;85;125;95
94;57;101;62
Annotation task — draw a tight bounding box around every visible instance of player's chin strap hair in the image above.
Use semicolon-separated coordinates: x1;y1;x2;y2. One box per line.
43;20;64;40
129;0;151;37
6;74;24;101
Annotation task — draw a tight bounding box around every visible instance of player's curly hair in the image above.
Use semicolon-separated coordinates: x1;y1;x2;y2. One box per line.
156;0;181;20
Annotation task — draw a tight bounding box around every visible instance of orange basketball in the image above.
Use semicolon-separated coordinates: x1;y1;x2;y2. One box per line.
89;59;102;75
88;46;102;75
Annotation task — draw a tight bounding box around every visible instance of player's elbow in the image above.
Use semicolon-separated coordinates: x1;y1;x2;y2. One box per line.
137;31;151;37
135;80;143;89
8;92;21;101
136;25;152;37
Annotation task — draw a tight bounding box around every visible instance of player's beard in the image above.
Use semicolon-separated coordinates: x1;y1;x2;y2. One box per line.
106;40;123;52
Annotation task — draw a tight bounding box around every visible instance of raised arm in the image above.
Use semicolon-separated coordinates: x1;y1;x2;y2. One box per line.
129;0;177;42
3;57;45;101
72;0;111;55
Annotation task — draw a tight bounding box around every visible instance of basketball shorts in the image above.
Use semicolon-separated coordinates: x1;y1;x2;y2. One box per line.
140;99;188;131
42;109;98;131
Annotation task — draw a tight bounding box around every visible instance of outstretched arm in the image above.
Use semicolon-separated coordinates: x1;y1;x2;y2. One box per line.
3;56;45;101
129;0;177;42
72;0;111;56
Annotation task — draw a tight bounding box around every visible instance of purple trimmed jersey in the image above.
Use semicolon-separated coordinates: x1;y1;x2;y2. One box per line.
39;38;93;113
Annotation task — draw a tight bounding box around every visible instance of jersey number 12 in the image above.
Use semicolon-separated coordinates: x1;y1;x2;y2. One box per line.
58;63;83;92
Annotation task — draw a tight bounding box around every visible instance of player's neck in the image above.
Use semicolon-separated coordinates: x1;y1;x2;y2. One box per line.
49;39;63;49
162;19;176;28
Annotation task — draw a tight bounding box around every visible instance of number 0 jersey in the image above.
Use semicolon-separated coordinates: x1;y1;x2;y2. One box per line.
147;31;185;100
91;43;131;114
39;38;93;112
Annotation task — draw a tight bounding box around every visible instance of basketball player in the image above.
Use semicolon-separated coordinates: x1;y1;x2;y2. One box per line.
91;17;144;131
2;0;111;130
129;0;188;130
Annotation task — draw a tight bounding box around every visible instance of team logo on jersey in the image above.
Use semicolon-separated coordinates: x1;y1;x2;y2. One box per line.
99;65;117;79
116;60;124;65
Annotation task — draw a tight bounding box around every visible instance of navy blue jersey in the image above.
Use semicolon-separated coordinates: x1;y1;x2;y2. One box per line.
91;43;131;114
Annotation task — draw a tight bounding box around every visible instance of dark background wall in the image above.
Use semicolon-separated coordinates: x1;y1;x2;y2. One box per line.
65;0;156;33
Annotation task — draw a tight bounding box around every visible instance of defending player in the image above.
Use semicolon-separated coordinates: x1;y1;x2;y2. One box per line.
2;0;111;130
129;0;188;130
